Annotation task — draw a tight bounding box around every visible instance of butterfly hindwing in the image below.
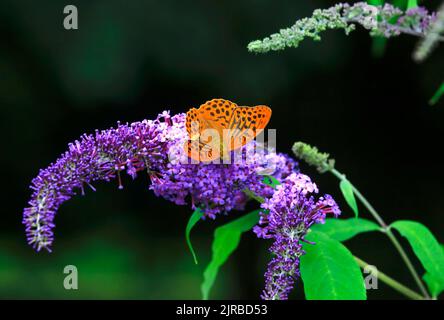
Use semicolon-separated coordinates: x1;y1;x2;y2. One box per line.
227;105;272;151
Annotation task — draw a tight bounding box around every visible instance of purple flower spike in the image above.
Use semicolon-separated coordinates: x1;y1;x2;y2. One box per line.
254;173;341;300
22;112;180;252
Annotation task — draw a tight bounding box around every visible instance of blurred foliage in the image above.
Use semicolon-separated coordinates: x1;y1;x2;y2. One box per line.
0;225;236;299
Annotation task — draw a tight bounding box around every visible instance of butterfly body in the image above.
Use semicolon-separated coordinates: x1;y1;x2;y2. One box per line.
185;99;272;162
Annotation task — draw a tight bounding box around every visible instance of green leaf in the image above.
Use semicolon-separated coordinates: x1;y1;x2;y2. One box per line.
407;0;418;9
429;82;444;106
311;218;381;242
423;272;444;298
262;175;281;189
201;210;260;300
339;179;359;218
185;208;204;264
367;0;384;5
423;244;444;297
392;0;408;9
391;221;444;297
301;231;366;300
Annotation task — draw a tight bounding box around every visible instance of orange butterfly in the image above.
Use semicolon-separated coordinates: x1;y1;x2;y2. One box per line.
185;98;272;162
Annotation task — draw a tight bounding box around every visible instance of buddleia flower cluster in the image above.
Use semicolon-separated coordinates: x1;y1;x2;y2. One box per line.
23;112;177;252
254;173;341;300
248;2;438;53
22;111;297;251
152;149;297;219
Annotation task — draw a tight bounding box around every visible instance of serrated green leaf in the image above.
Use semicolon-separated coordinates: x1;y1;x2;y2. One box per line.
391;221;444;297
429;82;444;106
301;231;366;300
185;208;204;264
339;179;359;218
201;210;260;300
311;218;381;242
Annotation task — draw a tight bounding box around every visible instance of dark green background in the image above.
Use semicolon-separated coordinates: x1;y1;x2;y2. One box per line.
1;0;443;299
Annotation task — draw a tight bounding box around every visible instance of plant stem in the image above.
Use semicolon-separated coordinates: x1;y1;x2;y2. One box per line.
354;256;424;300
331;169;387;227
243;188;265;204
330;168;431;299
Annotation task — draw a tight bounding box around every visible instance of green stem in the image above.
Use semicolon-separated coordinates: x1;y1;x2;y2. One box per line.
330;168;430;299
354;256;424;300
243;188;265;204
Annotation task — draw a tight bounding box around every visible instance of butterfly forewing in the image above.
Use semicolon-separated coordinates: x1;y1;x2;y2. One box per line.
185;99;237;162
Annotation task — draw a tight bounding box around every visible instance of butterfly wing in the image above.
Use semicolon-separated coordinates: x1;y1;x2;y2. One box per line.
185;99;237;162
226;105;272;152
